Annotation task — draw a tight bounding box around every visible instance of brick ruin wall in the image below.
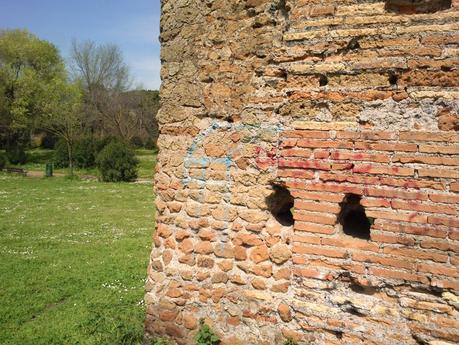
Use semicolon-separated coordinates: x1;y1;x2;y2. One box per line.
145;1;459;344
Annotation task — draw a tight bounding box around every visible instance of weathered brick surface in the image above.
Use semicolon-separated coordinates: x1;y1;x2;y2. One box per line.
146;1;459;344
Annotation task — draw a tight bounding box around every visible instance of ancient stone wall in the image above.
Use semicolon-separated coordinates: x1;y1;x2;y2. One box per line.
145;1;459;344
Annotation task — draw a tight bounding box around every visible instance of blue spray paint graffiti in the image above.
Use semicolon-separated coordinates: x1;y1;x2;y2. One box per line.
182;121;284;243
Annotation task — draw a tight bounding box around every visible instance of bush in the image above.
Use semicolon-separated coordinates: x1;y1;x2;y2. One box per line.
6;145;27;165
54;137;102;169
284;338;298;345
130;136;143;148
194;320;220;345
73;137;97;168
54;136;134;171
54;139;69;168
96;141;138;182
0;152;6;170
94;136;119;153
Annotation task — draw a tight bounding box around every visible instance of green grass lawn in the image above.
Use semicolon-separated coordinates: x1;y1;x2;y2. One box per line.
135;149;157;180
0;174;155;344
4;148;157;180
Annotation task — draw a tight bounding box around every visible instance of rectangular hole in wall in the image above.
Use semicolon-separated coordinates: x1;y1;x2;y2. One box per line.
385;0;452;14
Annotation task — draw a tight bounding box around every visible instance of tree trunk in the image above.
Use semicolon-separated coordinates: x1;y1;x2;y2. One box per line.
67;140;74;176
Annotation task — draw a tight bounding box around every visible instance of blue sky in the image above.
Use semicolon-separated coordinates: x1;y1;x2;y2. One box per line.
0;0;161;90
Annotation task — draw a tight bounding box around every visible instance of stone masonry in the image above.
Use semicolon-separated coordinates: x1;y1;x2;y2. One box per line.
145;1;459;344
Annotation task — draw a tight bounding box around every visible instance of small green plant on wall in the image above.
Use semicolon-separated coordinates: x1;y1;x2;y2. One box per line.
151;338;171;345
194;320;220;345
284;337;298;345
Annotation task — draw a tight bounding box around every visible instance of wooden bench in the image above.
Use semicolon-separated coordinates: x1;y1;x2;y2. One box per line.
4;167;27;176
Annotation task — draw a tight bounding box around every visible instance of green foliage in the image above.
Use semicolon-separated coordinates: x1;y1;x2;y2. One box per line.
6;147;155;180
0;152;6;169
96;141;138;182
144;137;157;150
73;137;97;168
41;131;58;149
4;130;30;165
130;136;143;148
151;338;171;345
284;338;298;345
0;30;82;176
39;78;82;136
53;139;69;168
6;144;27;165
0;29;66;131
194;320;220;345
94;136;119;152
54;137;103;169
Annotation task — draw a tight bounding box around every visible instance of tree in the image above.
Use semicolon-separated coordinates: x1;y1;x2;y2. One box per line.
0;30;83;173
70;40;151;142
40;80;82;175
0;29;67;159
70;40;130;93
97;89;159;142
70;40;160;145
70;40;128;138
131;90;159;144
